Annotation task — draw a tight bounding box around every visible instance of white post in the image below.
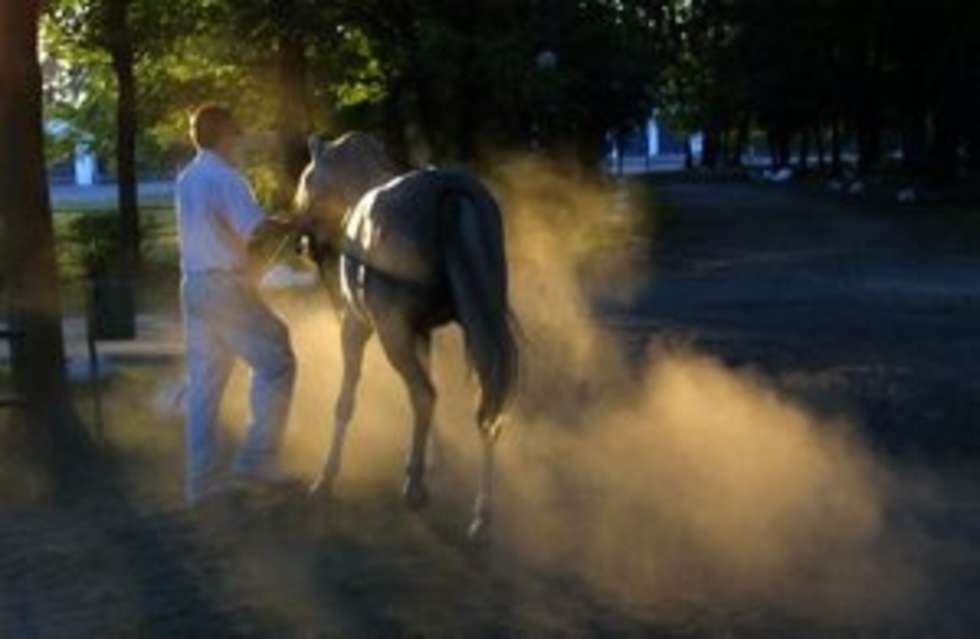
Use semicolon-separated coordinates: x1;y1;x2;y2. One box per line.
647;117;659;158
74;142;96;186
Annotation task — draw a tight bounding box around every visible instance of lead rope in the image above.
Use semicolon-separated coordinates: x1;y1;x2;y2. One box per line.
259;229;300;274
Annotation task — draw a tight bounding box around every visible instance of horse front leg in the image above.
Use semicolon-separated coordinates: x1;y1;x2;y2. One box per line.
311;313;370;498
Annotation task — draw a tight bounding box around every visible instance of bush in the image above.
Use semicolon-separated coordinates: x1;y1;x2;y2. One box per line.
61;212;124;279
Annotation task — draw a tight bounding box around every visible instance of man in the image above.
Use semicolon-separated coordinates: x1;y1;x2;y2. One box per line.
176;104;308;506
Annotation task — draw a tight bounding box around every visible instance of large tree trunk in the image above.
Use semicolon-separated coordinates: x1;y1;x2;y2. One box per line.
0;0;90;474
108;0;141;275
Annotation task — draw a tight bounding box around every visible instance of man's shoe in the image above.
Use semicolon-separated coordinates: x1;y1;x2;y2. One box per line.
186;477;235;510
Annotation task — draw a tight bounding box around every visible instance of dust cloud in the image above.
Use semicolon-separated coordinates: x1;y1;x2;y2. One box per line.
216;156;918;625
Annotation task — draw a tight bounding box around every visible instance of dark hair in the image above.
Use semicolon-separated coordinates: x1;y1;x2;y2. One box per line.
189;104;241;150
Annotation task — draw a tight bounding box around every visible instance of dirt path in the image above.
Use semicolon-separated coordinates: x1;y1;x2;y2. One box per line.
603;182;980;453
4;181;980;637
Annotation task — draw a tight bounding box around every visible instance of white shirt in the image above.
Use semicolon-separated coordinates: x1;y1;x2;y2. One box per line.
175;150;265;273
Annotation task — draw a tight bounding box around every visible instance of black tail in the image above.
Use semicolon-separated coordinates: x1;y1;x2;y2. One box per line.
444;189;518;430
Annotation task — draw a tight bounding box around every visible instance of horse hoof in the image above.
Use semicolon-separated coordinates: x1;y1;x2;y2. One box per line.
467;517;492;545
402;479;429;510
309;475;335;500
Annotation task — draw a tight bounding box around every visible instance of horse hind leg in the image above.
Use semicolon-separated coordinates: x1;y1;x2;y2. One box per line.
417;334;443;473
311;313;370;498
377;317;435;510
468;420;499;544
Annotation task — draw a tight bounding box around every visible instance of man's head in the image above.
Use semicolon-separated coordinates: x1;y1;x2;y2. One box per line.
189;104;242;163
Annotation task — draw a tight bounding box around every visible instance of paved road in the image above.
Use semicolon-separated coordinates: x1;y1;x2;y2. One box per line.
50;180;174;209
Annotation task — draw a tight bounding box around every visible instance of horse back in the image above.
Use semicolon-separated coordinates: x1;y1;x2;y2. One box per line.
342;168;491;285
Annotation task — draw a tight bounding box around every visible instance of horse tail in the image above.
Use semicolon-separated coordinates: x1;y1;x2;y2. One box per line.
444;188;518;432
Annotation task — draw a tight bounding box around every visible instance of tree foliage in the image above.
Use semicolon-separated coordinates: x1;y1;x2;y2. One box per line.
43;0;673;193
665;0;980;180
44;0;205;272
40;0;980;187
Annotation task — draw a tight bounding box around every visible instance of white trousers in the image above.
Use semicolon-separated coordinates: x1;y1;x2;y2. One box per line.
181;271;296;504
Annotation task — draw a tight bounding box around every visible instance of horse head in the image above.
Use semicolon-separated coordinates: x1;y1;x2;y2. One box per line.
294;132;395;255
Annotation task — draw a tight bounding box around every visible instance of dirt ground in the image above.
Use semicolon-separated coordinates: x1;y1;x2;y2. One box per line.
3;181;980;637
610;182;980;454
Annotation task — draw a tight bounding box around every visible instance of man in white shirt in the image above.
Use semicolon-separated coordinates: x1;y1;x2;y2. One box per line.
177;104;309;506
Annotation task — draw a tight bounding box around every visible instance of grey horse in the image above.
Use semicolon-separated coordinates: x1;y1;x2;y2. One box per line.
294;132;518;540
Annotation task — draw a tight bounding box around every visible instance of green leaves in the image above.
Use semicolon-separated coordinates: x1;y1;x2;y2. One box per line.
40;0;672;173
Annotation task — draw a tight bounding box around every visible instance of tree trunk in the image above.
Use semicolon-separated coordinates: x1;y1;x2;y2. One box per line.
814;121;826;170
276;21;311;198
777;130;791;168
0;0;90;473
405;66;439;162
108;0;141;275
702;126;719;169
857;116;881;176
831;116;842;175
856;36;883;176
616;132;625;175
931;106;961;184
731;118;749;166
382;78;411;170
766;129;778;168
967;113;980;171
453;2;481;161
929;47;966;185
798;129;810;173
901;108;928;177
967;56;980;172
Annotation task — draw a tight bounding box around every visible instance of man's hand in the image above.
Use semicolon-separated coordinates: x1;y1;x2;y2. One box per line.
245;214;318;279
252;213;318;241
